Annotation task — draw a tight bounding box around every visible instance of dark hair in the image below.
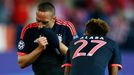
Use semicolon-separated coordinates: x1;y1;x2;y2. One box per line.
37;2;55;15
85;18;109;36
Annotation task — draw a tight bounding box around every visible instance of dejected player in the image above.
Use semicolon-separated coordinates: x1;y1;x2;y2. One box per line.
17;2;77;75
62;18;122;75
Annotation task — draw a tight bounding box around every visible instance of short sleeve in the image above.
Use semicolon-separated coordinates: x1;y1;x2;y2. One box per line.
108;43;122;70
65;28;73;46
17;29;32;55
65;21;78;46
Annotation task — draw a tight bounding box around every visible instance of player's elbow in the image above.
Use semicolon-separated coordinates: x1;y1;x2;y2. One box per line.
18;57;28;69
19;65;25;69
18;55;29;69
18;61;27;69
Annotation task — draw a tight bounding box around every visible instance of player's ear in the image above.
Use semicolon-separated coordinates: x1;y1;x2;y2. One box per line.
52;16;56;20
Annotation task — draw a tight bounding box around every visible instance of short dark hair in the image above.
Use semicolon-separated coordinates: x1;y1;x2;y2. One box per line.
37;2;55;15
85;18;109;36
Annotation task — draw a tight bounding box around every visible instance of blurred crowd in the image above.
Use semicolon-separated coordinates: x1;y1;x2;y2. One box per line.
0;0;134;50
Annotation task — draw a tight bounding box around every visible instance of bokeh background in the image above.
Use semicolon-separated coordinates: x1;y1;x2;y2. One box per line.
0;0;134;75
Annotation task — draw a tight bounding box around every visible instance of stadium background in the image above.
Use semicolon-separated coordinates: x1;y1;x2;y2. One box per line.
0;0;134;75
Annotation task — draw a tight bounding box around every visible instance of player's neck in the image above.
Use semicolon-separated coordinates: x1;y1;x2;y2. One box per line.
49;20;55;28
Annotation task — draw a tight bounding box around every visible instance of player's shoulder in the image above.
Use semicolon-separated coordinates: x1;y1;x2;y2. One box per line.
22;22;38;32
20;22;38;39
55;18;77;36
105;37;118;47
23;22;38;30
55;18;73;26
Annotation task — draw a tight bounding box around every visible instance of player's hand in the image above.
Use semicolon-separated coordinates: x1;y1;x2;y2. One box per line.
37;35;48;50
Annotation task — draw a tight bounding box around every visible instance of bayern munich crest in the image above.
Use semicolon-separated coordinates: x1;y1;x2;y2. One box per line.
18;40;25;50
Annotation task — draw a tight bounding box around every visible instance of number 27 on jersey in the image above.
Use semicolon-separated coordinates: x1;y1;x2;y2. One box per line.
72;40;107;59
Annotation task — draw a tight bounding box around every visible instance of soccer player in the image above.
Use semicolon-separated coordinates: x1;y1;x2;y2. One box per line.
17;2;77;75
62;18;122;75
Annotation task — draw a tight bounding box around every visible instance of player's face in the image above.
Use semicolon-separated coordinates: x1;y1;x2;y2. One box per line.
36;11;55;28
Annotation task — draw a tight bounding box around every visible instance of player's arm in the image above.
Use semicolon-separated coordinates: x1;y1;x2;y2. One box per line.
18;46;43;69
59;42;68;55
64;66;71;75
18;36;48;69
108;42;122;75
108;66;118;75
61;49;71;75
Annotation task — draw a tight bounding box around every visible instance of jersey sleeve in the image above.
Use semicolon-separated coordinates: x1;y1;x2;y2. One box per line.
61;49;72;68
17;28;32;56
65;28;73;46
65;21;78;46
65;27;78;46
108;42;122;70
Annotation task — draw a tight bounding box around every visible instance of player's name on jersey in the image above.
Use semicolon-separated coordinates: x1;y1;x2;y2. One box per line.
80;36;104;40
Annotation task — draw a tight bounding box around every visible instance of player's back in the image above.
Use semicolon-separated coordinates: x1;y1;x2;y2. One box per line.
69;35;120;75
